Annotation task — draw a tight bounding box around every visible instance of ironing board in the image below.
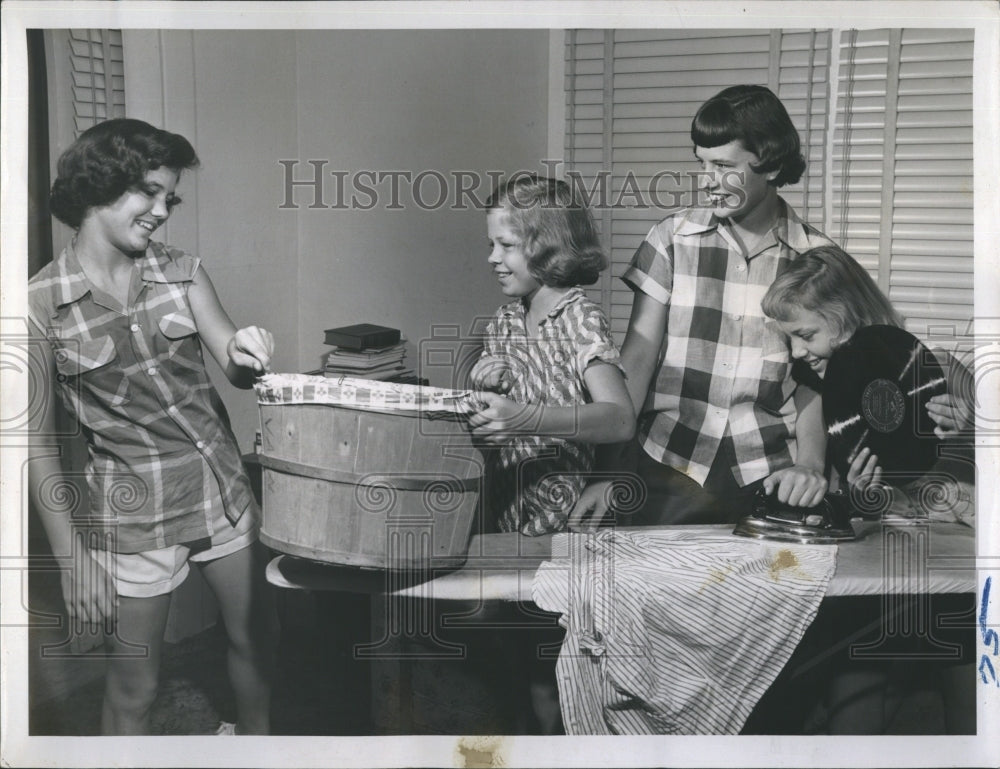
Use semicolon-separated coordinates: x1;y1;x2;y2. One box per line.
264;519;978;737
265;519;977;599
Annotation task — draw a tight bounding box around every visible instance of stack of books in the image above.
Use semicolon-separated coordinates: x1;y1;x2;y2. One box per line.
324;342;411;380
321;323;416;381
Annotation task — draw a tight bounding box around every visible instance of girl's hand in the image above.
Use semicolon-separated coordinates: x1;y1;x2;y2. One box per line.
227;325;274;375
470;355;514;394
568;481;614;531
926;393;972;438
762;465;828;507
466;392;538;443
61;547;117;631
846;446;884;492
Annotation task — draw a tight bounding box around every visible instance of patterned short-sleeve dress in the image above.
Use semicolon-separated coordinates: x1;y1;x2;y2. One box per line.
480;287;623;535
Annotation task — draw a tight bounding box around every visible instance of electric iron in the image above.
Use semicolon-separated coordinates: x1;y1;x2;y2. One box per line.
732;487;856;544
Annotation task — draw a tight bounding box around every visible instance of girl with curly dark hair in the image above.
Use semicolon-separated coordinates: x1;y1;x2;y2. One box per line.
28;119;276;735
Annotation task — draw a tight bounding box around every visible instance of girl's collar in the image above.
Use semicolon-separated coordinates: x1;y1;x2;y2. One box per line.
517;286;585;324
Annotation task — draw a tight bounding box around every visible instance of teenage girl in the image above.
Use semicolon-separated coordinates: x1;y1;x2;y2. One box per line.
28;119;277;735
572;85;835;531
468;174;635;536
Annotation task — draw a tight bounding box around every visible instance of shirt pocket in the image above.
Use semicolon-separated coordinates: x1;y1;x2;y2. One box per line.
158;310;199;340
53;336;131;407
157;309;200;364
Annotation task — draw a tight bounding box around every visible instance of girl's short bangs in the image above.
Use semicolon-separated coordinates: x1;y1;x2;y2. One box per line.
761;287;802;322
691;103;740;148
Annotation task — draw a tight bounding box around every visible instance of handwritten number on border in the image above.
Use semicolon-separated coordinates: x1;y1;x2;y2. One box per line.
979;576;999;686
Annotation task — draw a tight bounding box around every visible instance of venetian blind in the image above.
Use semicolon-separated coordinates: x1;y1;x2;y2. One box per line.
68;29;126;137
833;28;974;341
565;29;832;342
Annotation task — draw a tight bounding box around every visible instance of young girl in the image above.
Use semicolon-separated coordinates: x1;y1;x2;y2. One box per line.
761;244;975;735
27;119;276;735
465;175;633;734
761;243;973;505
467;174;635;536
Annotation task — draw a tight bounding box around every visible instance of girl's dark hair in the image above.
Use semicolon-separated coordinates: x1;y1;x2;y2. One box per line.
49;118;199;228
762;245;905;346
486;174;606;288
691;84;806;187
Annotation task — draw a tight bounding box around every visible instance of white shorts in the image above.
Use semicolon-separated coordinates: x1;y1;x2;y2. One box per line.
88;505;258;598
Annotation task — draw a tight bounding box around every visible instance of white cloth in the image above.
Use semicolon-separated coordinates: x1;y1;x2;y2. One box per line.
532;528;837;734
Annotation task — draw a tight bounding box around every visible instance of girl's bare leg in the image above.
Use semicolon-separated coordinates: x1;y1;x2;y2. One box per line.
102;593;172;735
198;542;277;734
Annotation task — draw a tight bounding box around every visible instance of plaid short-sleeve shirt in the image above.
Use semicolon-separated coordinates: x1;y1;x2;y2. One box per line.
28;240;256;554
481;288;623;535
621;199;834;487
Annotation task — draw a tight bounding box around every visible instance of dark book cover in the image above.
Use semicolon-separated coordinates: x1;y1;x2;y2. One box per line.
323;323;401;350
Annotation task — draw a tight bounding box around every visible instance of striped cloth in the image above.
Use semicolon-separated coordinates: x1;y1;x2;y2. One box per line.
532;528;837;734
622;199;834;487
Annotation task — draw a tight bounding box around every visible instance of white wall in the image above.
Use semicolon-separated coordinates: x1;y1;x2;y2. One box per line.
123;29;551;448
293;29;550;379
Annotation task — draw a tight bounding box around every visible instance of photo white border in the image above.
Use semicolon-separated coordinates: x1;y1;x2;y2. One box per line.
2;2;998;767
